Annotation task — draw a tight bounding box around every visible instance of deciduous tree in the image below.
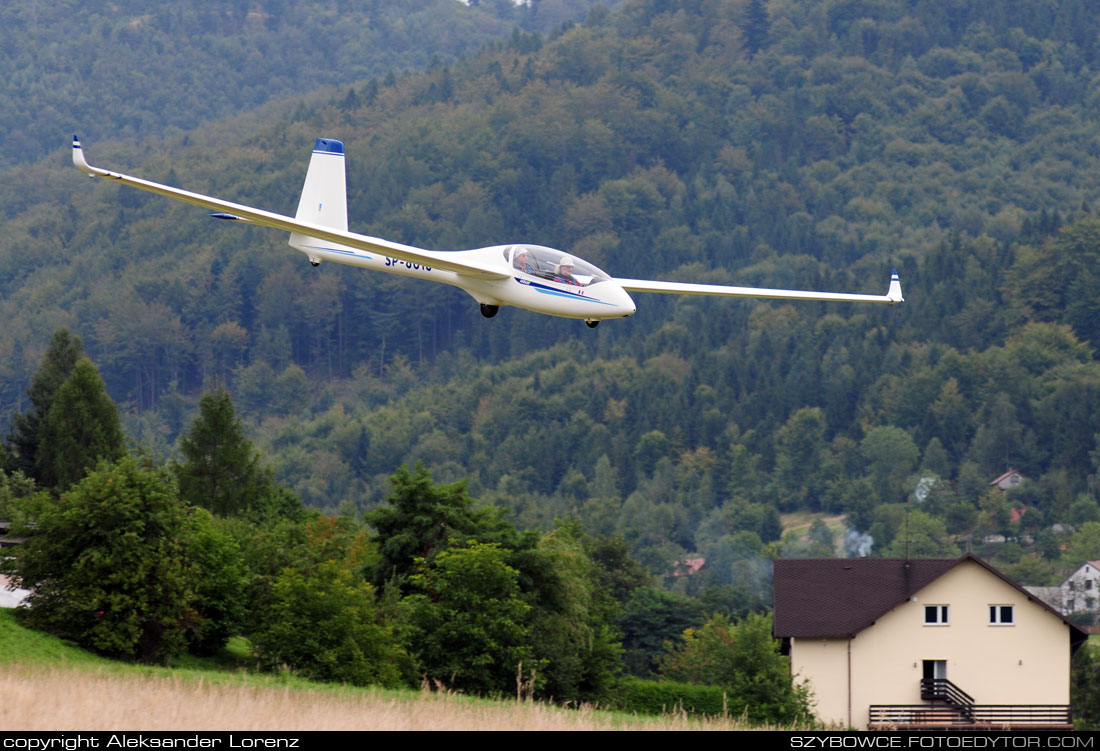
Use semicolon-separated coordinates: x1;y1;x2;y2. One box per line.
2;457;208;662
659;612;813;725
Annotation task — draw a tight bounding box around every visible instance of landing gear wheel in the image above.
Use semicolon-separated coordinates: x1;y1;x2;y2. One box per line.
585;320;599;328
309;259;321;267
480;303;499;319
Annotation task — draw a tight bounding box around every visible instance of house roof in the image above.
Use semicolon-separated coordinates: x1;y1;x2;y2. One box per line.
773;554;1089;647
990;470;1024;486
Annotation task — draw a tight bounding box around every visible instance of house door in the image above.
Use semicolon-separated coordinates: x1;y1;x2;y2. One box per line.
922;660;947;680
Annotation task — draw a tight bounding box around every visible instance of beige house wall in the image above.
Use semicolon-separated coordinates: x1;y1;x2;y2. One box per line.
789;637;851;727
789;559;1072;729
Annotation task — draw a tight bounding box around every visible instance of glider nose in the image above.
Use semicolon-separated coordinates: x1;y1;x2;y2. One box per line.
615;284;636;317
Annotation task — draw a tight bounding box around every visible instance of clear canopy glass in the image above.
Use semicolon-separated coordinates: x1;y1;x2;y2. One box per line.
503;245;610;287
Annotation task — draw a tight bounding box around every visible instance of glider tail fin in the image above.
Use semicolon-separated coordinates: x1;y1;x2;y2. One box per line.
887;268;903;303
289;138;348;262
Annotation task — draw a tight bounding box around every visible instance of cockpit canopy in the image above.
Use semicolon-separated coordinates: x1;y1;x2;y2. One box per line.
504;245;611;287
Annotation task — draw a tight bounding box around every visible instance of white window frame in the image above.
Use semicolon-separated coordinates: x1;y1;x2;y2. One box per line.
924;604;949;625
989;605;1014;625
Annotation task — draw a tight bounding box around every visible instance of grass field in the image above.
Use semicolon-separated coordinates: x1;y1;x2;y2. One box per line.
0;610;765;731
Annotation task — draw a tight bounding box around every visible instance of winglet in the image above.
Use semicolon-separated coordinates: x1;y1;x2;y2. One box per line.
887;268;904;304
72;135;108;178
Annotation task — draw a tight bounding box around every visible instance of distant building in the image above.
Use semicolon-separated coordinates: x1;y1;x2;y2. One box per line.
774;555;1086;729
990;470;1025;491
1030;561;1100;620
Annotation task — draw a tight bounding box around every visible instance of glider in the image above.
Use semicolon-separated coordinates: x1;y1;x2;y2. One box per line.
72;136;902;327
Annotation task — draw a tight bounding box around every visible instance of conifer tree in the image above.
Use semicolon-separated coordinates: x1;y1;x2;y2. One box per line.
176;389;275;517
742;0;769;58
36;357;125;490
6;329;84;481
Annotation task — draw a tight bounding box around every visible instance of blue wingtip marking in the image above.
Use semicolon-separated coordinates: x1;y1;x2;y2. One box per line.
892;268;899;277
313;138;345;155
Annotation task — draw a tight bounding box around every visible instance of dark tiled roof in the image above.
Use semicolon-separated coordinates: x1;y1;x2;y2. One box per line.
774;557;960;638
774;555;1089;645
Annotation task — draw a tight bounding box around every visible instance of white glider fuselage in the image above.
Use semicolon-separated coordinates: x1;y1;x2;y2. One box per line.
291;239;638;321
72;135;902;325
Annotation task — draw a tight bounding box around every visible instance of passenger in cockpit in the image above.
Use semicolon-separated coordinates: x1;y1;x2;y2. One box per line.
555;256;580;285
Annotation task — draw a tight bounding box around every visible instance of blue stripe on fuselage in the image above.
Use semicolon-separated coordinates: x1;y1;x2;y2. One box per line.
300;244;370;260
516;278;616;306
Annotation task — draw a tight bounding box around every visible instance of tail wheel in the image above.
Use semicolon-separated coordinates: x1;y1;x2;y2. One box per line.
585;320;599;328
480;303;499;319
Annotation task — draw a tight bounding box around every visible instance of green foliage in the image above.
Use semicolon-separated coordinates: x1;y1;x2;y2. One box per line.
882;509;960;557
5;329;84;482
0;469;49;526
403;542;536;694
176;389;290;519
1073;641;1100;731
613;676;731;718
0;0;602;169
2;457;201;663
658;612;813;725
861;426;920;504
619;586;705;677
1061;522;1100;571
365;463;513;588
8;0;1100;572
36;358;126;491
251;559;407;687
520;524;622;703
184;511;247;657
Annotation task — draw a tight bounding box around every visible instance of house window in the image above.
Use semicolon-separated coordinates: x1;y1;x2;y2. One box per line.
989;605;1014;625
924;605;949;625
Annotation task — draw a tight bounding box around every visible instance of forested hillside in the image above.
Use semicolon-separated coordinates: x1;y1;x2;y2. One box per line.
0;0;610;168
4;0;1100;587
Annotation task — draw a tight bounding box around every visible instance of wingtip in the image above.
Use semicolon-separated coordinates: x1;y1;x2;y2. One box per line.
72;134;95;175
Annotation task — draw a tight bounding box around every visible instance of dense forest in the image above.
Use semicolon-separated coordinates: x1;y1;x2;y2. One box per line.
5;0;1100;581
4;0;1100;726
0;0;614;168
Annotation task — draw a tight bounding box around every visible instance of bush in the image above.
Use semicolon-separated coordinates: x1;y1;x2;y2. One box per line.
614;676;731;717
251;560;407;687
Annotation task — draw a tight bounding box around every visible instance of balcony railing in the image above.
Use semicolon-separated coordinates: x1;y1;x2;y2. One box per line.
868;704;1072;730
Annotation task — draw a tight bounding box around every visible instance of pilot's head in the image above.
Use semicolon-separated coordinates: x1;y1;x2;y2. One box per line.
516;250;529;266
558;255;575;274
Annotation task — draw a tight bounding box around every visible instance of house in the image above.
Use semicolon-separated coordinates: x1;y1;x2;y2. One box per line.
1029;561;1100;621
773;554;1088;730
990;470;1025;491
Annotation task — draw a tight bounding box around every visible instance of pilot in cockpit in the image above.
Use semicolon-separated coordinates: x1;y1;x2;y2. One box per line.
513;248;536;274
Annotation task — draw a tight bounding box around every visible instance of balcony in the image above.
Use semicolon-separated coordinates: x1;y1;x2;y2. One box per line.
868;679;1072;730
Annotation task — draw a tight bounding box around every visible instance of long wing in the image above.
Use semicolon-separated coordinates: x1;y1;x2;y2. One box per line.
614;270;903;304
71;136;509;281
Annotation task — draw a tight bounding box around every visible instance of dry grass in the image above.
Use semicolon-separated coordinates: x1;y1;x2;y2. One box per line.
0;664;755;731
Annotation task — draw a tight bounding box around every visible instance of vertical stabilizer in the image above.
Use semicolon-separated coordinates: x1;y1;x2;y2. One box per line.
887;268;904;303
290;138;347;262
